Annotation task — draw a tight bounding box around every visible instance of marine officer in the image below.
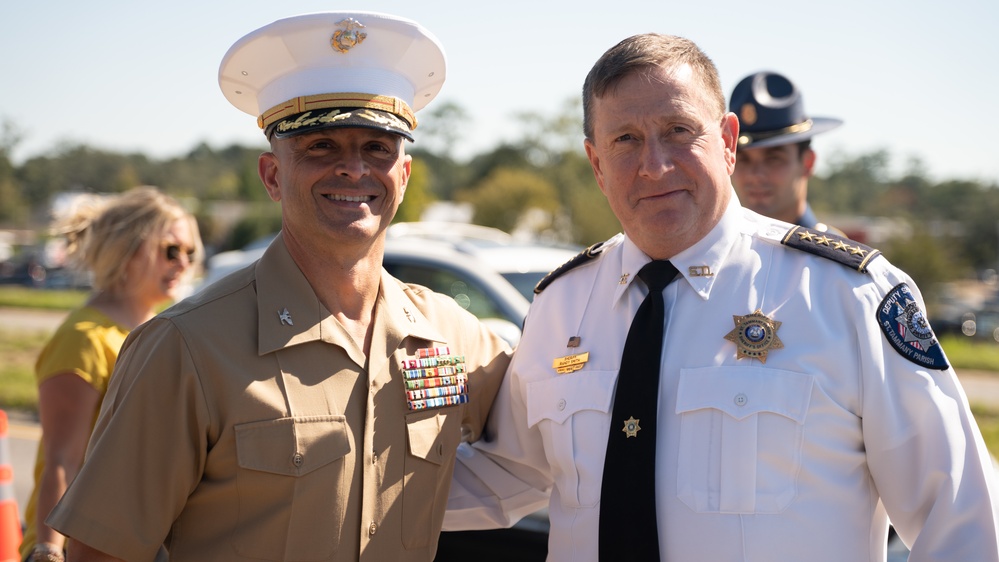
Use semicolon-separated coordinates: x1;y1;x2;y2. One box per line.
48;12;514;562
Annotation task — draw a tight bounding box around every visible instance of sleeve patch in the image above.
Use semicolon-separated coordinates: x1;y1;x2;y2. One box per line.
781;225;881;272
877;283;949;370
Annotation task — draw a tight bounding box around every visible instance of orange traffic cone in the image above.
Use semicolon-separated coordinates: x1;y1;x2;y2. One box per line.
0;410;23;562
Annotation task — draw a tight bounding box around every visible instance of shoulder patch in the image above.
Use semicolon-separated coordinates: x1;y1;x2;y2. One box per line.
534;241;608;295
877;283;949;370
781;225;881;272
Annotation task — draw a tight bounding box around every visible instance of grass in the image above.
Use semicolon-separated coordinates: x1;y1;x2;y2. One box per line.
973;404;999;458
939;335;999;372
0;286;87;310
0;328;49;410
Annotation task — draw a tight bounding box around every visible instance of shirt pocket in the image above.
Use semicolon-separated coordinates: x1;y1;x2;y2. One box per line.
675;366;813;514
233;415;350;561
402;408;462;549
526;370;617;508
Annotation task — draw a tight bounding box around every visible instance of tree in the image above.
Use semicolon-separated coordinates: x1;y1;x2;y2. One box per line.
457;167;560;235
416;100;469;159
0;120;27;224
394;158;435;223
881;224;971;303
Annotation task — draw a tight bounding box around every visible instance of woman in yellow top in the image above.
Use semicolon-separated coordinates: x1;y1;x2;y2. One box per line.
20;186;202;562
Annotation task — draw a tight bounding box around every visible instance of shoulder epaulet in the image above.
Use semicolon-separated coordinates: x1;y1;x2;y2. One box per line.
534;241;609;294
781;225;881;273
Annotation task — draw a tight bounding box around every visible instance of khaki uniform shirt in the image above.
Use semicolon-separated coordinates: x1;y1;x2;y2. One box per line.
49;233;511;561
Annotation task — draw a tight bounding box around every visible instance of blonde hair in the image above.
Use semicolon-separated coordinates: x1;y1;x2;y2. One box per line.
53;186;202;292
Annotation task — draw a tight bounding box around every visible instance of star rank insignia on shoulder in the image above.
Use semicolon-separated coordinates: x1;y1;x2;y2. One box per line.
725;309;783;363
781;225;882;273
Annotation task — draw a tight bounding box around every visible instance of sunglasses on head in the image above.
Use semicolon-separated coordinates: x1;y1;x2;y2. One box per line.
163;243;196;263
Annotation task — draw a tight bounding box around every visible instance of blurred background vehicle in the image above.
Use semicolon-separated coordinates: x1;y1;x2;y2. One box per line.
962;308;999;343
196;222;580;347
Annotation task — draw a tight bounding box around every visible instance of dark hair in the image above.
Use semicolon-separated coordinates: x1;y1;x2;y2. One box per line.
582;33;725;139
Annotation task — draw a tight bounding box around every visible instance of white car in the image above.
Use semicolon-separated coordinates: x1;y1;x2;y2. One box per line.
196;223;579;346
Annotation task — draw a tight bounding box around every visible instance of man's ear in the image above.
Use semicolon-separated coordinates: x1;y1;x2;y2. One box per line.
258;152;282;202
584;138;608;196
400;154;412;200
802;147;817;178
720;112;739;175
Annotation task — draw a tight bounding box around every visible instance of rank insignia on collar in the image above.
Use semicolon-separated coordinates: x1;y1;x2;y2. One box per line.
622;416;641;438
724;309;783;363
877;283;949;370
278;308;293;326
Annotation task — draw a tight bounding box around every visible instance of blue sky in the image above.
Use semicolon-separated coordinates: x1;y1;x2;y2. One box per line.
3;0;997;183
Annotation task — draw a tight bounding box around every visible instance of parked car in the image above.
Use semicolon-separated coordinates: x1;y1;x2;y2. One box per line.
196;223;579;347
962;309;999;343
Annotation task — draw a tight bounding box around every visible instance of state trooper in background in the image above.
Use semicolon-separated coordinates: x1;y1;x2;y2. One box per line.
729;71;843;233
444;33;999;561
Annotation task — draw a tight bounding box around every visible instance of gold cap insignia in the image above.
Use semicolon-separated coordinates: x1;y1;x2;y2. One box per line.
724;309;783;363
740;103;758;126
331;18;367;53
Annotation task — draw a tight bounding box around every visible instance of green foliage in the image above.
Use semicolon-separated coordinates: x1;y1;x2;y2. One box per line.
940;335;999;373
880;228;971;301
0;328;47;410
457;167;560;234
395;158;435;223
416;100;470;158
0;286;87;309
226;206;282;251
971;404;999;458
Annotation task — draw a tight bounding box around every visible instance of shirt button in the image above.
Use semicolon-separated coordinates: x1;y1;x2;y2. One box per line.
557;399;566;411
734;393;748;407
372;451;377;464
369;522;378;535
292;452;304;467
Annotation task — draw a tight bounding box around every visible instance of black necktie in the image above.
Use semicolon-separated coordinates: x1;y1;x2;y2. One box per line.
599;260;678;561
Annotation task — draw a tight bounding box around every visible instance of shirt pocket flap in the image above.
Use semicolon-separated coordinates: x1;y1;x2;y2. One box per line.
236;415;350;477
676;366;813;423
406;411;451;465
526;370;617;427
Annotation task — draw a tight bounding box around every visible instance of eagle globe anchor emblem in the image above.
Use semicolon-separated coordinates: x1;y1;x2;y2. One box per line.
331;18;367;53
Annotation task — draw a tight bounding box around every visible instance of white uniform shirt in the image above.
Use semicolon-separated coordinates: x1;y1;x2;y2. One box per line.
447;195;999;561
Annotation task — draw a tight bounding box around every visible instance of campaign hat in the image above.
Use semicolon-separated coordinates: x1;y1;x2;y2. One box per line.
729;71;842;149
219;11;446;140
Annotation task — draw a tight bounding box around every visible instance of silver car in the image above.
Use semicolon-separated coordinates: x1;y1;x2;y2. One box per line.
196;222;579;346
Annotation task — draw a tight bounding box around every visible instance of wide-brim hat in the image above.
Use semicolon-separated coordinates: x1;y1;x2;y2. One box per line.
728;71;842;149
219;11;446;141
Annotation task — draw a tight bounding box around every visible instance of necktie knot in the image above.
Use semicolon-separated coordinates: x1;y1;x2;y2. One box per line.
638;260;678;293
